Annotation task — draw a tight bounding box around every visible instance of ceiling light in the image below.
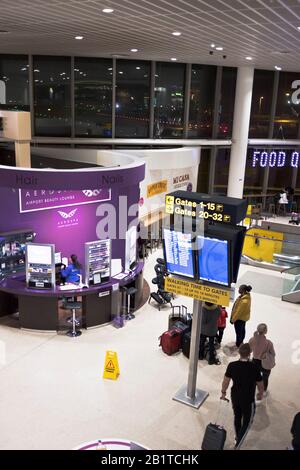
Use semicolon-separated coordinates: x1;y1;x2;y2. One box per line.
108;67;112;70
119;71;123;74
245;56;253;61
172;31;181;36
102;8;114;13
275;65;282;70
216;46;223;51
75;36;83;40
136;66;141;70
171;57;177;61
210;43;215;48
298;26;300;30
130;48;138;52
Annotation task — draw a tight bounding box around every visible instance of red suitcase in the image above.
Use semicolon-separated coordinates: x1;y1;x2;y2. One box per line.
159;328;182;355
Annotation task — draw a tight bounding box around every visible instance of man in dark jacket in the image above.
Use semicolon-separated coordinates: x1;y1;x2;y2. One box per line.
199;302;221;365
291;412;300;450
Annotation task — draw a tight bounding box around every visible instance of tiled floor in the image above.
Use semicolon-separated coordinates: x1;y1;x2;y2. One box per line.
0;249;299;450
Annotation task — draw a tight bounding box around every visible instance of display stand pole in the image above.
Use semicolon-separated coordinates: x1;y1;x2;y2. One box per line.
173;299;209;409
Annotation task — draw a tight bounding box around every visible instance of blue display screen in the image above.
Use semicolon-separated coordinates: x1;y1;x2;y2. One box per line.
164;229;194;278
197;236;229;286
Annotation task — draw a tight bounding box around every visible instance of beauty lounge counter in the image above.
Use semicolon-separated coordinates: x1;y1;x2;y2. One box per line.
0;262;144;331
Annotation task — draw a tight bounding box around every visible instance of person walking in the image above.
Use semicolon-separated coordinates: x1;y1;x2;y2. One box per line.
221;343;264;449
230;285;252;347
199;302;221;365
216;306;228;346
249;323;276;396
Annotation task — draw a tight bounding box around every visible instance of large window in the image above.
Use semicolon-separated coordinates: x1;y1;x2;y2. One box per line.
274;72;300;139
249;70;274;138
33;56;71;136
115;60;150;138
188;65;216;138
154;62;185;138
0;55;29;109
75;57;112;137
244;148;264;193
213;148;230;194
218;67;237;138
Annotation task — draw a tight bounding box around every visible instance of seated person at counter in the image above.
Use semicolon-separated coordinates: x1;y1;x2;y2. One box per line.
60;254;82;284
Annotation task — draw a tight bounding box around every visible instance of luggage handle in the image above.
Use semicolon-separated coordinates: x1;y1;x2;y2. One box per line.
215;398;230;428
171;305;181;316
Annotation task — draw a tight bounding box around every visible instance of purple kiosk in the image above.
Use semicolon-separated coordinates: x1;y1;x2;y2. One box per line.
0;155;145;332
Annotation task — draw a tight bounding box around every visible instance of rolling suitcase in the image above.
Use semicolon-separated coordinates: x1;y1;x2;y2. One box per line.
181;305;192;327
173;320;190;348
201;399;229;450
168;306;184;329
159;327;182;356
182;331;191;358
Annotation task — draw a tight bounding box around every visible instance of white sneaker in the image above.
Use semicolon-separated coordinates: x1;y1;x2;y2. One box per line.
263;391;269;398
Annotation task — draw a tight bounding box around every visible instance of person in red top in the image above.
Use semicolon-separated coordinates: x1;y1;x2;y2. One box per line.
216;306;228;345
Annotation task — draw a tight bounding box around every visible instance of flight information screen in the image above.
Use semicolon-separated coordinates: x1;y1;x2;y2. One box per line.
163;229;195;278
197;236;230;286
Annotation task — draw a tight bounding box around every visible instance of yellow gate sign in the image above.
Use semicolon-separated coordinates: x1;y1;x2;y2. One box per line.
103;350;120;380
165;277;230;306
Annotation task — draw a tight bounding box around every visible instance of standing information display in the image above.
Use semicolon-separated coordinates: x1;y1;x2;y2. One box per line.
85;240;111;286
164;190;247;409
26;243;55;289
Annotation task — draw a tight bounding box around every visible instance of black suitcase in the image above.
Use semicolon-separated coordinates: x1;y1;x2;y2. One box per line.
182;332;210;359
201;399;229;450
201;423;227;450
182;331;191;358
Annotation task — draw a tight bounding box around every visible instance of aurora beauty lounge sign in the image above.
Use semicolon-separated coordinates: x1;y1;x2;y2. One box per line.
19;188;111;213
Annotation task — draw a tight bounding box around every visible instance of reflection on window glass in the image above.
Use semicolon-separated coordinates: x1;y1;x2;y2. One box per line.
268;163;293;193
116;60;150;138
218;67;237;138
197;148;210;192
0;55;29;110
244;149;264;193
33;56;71;136
249;70;274;138
154;62;185;138
274;72;300;139
189;65;216;138
75;57;112;137
213;148;230;194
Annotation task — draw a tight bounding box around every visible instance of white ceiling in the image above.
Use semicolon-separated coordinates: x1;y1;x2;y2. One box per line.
1;0;300;71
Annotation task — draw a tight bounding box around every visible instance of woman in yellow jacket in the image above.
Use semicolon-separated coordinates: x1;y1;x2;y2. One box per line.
230;284;252;347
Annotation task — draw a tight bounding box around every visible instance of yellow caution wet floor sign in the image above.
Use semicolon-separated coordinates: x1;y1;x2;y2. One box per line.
103;351;120;380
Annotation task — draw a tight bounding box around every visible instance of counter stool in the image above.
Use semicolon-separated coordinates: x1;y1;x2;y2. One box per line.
122;286;138;320
65;301;82;337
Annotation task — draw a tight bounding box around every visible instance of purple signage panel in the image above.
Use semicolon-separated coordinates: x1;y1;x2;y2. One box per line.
0;164;145;190
19;188;111;213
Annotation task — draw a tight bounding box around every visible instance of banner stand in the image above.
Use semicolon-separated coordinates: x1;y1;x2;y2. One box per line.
173;299;209;409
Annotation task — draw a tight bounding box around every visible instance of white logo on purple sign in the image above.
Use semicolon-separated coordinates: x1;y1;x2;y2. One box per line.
57;208;78;219
82;189;101;197
19;189;111;213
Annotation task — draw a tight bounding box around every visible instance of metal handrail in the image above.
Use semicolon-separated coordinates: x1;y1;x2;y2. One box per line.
245;233;300;244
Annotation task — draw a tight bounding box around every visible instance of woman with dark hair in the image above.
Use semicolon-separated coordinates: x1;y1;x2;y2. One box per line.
61;254;82;283
230;285;252;348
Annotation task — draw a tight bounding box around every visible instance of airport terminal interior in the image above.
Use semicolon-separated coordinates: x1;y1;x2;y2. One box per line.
1;0;300;452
